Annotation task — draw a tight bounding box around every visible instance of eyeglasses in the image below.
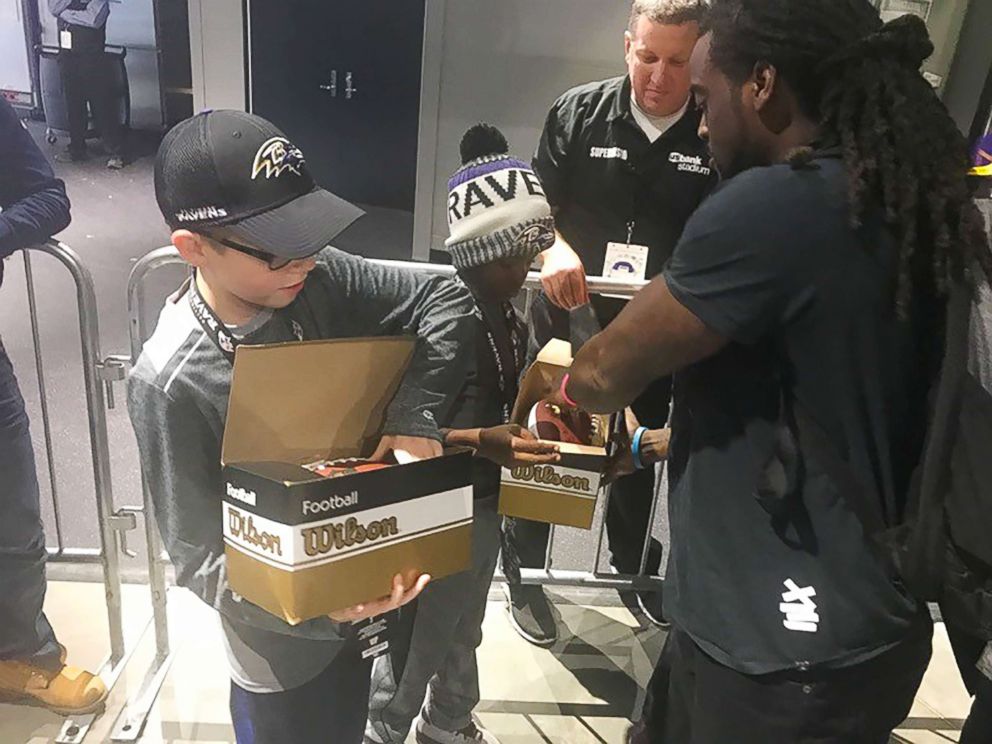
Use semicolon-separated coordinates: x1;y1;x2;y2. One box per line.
204;233;296;271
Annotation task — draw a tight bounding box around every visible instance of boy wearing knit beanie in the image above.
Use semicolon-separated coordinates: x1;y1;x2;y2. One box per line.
365;125;559;744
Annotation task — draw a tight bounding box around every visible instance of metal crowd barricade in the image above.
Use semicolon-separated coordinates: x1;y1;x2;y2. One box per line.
17;241;172;744
128;246;662;607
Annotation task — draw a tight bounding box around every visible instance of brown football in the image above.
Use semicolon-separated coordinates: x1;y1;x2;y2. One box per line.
303;459;392;479
527;401;595;445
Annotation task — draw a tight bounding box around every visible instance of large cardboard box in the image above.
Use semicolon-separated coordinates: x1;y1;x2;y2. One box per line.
498;340;609;530
221;338;473;625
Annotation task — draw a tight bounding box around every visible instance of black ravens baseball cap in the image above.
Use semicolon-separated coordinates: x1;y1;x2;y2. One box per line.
154;110;364;260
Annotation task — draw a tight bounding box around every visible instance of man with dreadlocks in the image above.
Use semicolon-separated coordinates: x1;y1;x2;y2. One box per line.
552;0;992;741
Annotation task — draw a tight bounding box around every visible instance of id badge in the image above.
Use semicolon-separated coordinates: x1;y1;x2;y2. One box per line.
353;614;391;661
604;242;649;280
60;30;73;50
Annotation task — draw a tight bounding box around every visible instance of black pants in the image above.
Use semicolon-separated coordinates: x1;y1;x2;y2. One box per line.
58;50;124;157
945;621;992;744
501;293;669;582
229;641;372;744
631;624;932;744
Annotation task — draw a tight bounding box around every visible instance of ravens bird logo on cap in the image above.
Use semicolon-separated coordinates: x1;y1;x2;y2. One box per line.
251;137;306;181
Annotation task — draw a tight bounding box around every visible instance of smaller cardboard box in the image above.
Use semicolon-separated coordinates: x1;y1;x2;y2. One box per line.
221;338;474;625
498;340;610;530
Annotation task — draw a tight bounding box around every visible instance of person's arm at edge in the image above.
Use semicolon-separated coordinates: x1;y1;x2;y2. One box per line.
441;425;559;468
48;0;73;18
533;96;589;309
59;0;109;29
0;101;71;256
442;428;485;450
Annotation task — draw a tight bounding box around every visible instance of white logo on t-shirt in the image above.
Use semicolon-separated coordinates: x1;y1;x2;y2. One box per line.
669;152;712;176
589;146;628;160
780;579;819;633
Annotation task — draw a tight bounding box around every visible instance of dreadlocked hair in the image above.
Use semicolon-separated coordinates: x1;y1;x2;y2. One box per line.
707;0;992;313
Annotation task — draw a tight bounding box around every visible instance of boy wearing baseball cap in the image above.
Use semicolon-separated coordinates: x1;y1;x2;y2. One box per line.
366;124;560;744
127;110;474;744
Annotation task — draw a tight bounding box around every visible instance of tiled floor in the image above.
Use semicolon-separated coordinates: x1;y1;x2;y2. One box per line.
0;581;975;743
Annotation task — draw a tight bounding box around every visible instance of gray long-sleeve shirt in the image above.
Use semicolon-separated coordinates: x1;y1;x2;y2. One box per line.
127;247;474;692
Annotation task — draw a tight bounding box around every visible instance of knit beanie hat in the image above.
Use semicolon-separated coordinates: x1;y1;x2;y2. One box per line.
443;124;556;270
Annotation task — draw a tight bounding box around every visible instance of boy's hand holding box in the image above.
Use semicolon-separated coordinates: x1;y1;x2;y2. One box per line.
499;340;612;529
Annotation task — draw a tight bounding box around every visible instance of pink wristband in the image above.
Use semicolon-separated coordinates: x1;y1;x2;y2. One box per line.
560;373;578;407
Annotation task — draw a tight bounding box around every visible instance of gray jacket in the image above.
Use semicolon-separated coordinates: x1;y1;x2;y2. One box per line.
127;247;473;692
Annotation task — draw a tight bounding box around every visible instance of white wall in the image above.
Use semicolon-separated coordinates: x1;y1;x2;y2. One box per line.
188;0;244;113
0;0;33;97
943;0;992;135
923;0;970;90
428;1;629;252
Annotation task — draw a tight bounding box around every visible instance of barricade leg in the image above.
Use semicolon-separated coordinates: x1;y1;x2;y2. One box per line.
103;247;189;742
20;243;133;743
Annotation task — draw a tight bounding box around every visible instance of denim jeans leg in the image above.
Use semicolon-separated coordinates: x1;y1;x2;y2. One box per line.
0;341;60;668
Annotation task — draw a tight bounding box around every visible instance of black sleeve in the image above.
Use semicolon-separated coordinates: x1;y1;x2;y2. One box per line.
532;96;574;210
0;100;71;258
663;172;804;346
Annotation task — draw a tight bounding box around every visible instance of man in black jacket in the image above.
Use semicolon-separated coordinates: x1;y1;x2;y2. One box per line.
0;98;107;714
503;0;715;646
49;0;127;169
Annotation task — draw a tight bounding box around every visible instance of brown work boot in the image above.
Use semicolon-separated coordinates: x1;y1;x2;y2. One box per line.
0;655;108;715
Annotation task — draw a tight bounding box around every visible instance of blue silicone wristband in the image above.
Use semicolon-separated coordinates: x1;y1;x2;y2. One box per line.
631;426;649;470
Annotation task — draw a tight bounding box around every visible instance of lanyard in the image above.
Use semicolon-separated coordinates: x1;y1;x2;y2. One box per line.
461;280;524;424
187;273;306;366
478;302;523;425
189;274;394;635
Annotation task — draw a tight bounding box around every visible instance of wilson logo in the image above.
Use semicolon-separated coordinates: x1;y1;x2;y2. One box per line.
301;516;399;556
228;507;282;556
509;465;591;493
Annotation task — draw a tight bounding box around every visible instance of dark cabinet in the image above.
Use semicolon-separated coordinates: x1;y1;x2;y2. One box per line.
247;0;427;259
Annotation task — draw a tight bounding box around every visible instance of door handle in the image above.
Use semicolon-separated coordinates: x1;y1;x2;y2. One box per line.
319;70;337;97
345;71;357;99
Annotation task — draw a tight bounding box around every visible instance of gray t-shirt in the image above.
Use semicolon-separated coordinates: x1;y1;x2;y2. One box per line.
127;247;473;692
